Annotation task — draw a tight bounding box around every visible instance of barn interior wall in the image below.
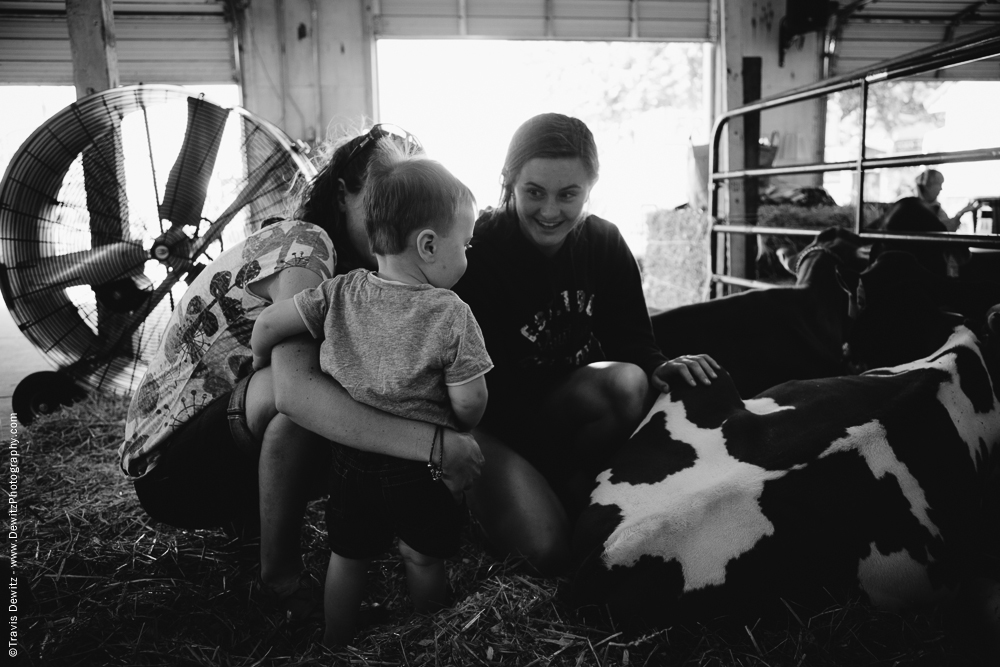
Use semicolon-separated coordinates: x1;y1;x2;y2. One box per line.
237;0;375;146
722;0;826;186
716;0;826;282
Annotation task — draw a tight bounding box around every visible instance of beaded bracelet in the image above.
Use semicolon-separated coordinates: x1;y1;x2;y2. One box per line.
428;425;444;481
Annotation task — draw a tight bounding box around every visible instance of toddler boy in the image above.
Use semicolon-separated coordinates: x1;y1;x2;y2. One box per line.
251;140;491;645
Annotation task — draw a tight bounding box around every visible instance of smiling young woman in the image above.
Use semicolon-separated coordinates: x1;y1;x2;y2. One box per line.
511;157;595;256
453;113;718;573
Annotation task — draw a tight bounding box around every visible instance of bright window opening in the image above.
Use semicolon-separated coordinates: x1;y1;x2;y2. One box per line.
376;40;707;260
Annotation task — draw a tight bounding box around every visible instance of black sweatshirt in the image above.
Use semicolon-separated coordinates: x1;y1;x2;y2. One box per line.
454;209;667;425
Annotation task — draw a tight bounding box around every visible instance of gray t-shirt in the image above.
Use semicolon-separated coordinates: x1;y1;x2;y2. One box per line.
294;270;493;429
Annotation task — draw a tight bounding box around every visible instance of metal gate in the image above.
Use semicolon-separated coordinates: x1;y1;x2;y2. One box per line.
708;25;1000;296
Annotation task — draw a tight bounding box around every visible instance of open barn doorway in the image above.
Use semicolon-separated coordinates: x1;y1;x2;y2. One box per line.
376;39;707;309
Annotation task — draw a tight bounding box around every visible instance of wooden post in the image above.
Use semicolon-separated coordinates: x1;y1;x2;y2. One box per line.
66;0;119;99
239;0;376;141
742;56;761;281
66;0;126;248
721;0;745;289
66;0;132;353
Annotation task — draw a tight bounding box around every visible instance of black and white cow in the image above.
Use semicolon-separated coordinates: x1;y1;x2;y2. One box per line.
651;227;869;398
572;313;1000;630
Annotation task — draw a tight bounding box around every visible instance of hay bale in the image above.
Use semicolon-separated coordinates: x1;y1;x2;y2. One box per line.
643;207;709;311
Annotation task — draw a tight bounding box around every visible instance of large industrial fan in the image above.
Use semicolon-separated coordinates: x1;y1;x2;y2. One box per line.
0;84;315;422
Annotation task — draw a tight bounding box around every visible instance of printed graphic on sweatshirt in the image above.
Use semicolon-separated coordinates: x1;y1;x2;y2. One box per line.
519;289;604;369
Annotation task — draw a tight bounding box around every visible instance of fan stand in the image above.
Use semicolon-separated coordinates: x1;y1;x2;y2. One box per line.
12;371;87;425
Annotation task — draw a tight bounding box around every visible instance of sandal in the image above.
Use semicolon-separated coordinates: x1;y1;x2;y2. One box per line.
256;571;324;625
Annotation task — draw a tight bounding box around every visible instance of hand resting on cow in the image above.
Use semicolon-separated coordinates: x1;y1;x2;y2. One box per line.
651;226;870;398
650;354;720;394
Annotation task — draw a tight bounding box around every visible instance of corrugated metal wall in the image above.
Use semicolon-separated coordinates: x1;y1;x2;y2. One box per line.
831;2;1000;80
2;0;996;85
834;25;1000;80
375;0;712;41
0;0;235;85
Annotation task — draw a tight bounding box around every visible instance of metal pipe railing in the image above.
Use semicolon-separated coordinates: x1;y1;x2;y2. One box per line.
714;225;1000;247
707;24;1000;294
715;147;1000;183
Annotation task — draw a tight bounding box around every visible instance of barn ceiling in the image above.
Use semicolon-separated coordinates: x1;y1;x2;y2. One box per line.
0;0;234;85
0;1;996;85
830;0;1000;78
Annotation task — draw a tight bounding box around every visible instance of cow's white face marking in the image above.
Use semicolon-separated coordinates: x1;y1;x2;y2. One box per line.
594;392;788;591
858;542;939;611
819;420;939;539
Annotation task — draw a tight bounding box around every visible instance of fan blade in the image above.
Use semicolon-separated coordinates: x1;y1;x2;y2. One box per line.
12;242;149;292
190;146;288;258
158;97;230;229
82;117;131;245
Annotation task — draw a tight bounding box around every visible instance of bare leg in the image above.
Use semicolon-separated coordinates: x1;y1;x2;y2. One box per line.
544;361;649;472
323;553;369;646
245;368;330;594
398;540;448;613
466;429;571;575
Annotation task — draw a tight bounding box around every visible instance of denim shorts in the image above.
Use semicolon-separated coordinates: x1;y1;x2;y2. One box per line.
325;444;463;560
133;373;260;534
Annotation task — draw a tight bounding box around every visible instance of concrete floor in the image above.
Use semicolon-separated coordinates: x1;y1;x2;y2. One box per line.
1;302;56;419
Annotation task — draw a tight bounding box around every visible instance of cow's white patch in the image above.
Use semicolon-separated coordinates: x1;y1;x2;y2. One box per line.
857;542;939;611
935;339;999;464
868;327;1000;464
819;420;939;538
594;395;787;591
742;397;796;415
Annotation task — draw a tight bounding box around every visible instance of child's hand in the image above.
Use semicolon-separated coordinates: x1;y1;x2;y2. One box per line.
652;354;720;394
252;352;270;371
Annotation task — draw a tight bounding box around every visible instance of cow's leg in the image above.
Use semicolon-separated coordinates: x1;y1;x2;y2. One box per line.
466;429;571;575
247;368;331;597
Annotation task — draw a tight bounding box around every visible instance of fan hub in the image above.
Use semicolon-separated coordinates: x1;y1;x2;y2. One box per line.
150;228;194;272
152;244;171;260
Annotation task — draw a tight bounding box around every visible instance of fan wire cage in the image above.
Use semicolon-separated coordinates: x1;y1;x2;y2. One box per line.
0;84;315;397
